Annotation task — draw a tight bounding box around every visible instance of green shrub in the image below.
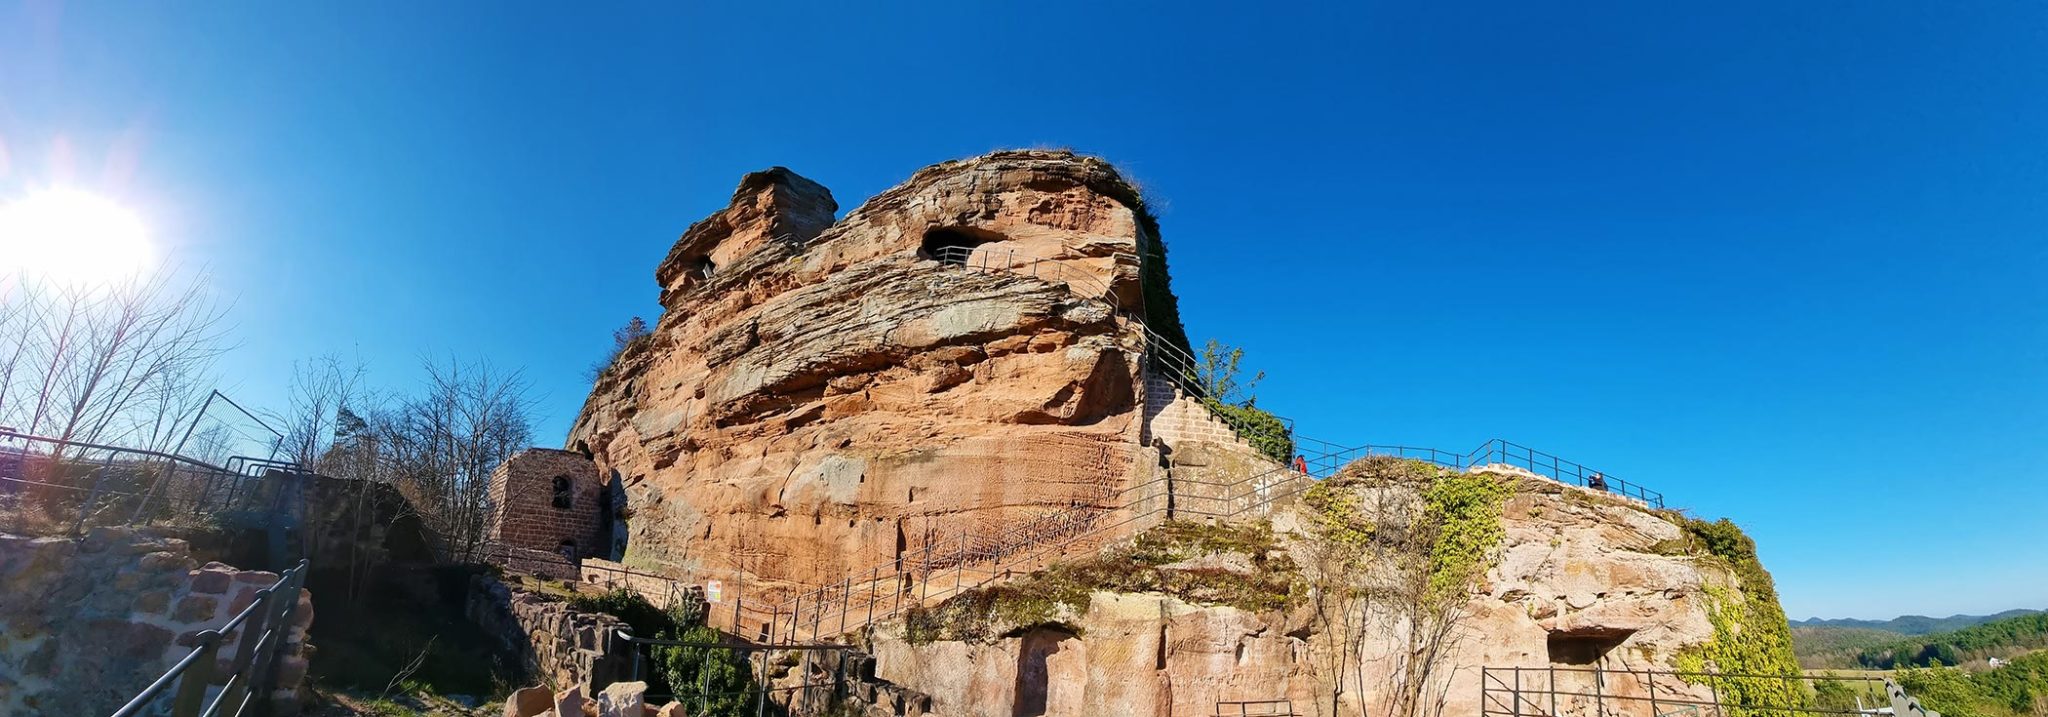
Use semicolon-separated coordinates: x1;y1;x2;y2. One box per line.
653;625;758;717
1202;398;1295;464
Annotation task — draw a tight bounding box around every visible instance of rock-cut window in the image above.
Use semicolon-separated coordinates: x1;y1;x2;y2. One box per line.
552;476;573;510
919;226;1004;266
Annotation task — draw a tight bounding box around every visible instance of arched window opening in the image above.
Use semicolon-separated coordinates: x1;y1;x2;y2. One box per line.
557;540;577;563
552;476;573;510
919;226;1005;266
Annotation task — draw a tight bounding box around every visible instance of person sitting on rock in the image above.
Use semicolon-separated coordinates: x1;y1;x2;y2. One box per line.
1588;472;1609;492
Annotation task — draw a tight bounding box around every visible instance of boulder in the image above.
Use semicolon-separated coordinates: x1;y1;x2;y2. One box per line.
595;681;646;717
504;685;554;717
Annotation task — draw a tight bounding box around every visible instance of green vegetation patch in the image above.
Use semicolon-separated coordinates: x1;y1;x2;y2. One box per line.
1898;652;2048;717
1794;626;1911;669
1662;517;1807;717
1422;470;1512;601
903;520;1300;644
1201;397;1295;464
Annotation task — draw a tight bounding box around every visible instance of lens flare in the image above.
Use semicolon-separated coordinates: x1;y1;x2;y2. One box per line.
0;189;154;284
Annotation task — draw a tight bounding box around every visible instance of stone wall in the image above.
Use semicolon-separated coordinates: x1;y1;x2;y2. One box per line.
1142;375;1303;521
465;573;635;693
0;527;314;715
486;449;608;560
1142;375;1254;447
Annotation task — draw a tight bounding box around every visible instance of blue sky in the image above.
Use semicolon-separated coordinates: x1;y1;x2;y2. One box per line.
3;1;2043;620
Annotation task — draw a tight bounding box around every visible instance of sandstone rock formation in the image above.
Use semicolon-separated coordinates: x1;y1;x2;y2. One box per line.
567;151;1271;616
860;463;1787;717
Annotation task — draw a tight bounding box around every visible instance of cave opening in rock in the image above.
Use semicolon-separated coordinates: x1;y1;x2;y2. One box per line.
693;257;717;280
1547;627;1636;665
919;226;1005;266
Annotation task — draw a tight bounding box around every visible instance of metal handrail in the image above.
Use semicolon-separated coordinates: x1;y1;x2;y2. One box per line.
0;428;234;473
477;247;1672;646
0;428;287;533
1216;700;1299;717
1480;665;1896;717
111;559;310;717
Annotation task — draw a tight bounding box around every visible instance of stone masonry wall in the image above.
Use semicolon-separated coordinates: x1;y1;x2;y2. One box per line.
466;573;634;693
1141;375;1302;521
486;449;607;560
0;527;314;715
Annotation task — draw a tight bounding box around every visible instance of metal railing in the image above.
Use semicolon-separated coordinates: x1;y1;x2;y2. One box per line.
0;428;306;535
480;434;1661;646
1217;699;1300;716
475;246;1672;647
111;559;311;717
1479;666;1898;717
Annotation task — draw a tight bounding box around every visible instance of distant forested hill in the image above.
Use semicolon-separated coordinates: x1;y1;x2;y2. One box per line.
1794;626;1912;669
1793;609;2042;635
1853;612;2048;669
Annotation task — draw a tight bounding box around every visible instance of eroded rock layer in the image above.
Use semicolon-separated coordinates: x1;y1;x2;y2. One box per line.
865;470;1773;717
568;151;1175;602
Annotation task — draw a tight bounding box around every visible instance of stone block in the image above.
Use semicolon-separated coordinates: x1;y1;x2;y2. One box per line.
228;586;259;615
275;654;309;687
134;588;172;615
138;551;196;574
173;595;219;623
596;681;645;717
505;685;555;717
554;685;588;717
191;568;234;594
235;570;280;585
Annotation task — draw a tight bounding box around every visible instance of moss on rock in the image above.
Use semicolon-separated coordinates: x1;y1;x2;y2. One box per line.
902;520;1300;644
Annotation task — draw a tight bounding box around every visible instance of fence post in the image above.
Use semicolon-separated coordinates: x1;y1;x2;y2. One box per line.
1649;669;1659;717
214;586;274;712
1707;670;1723;717
169;631;222;717
1549;664;1557;717
1513;666;1522;717
1593;665;1606;717
267;561;308;685
698;640;712;715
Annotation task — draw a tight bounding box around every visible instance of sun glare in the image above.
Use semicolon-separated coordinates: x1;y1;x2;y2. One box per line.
0;189;155;285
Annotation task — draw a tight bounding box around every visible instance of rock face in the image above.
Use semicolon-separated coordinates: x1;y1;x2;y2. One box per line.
863;470;1760;717
568;151;1221;609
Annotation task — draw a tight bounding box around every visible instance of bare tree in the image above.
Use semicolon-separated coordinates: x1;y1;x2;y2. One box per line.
272;354;370;468
0;273;227;448
1299;458;1507;717
375;357;533;559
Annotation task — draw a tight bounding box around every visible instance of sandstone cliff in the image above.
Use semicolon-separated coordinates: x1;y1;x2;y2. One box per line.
567;151;1249;613
860;459;1801;717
